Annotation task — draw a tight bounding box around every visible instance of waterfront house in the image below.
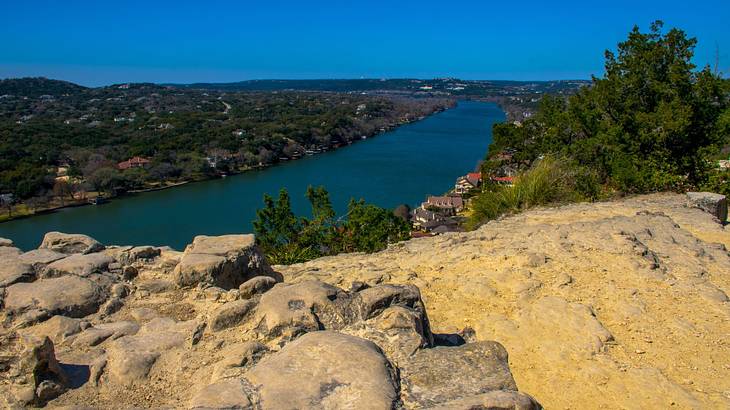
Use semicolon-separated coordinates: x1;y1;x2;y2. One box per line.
421;195;464;215
411;208;459;233
455;176;476;194
117;157;151;170
455;172;482;194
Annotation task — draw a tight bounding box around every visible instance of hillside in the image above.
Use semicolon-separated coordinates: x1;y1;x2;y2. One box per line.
279;193;730;409
0;193;727;408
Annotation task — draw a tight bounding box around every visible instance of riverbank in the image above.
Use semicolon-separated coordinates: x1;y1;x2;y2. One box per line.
0;104;453;224
0;101;503;251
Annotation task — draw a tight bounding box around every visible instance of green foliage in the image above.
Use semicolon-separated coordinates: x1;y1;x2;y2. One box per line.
253;188;301;253
486;21;729;195
467;157;601;228
253;186;410;265
339;199;411;253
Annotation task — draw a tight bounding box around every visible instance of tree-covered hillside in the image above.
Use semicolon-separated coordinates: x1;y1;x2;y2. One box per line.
0;81;451;202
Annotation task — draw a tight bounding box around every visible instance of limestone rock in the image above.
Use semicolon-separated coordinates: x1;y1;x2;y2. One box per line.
399;341;520;408
13;336;68;405
209;299;257;332
105;318;195;385
174;234;275;289
18;315;84;344
686;191;728;222
254;281;354;339
39;232;105;255
0;257;34;287
0;237;13;246
425;391;541;410
18;249;67;271
238;276;277;299
0;245;22;258
211;341;268;381
117;246;161;265
71;321;140;347
189;379;252;409
245;331;399;410
4;275;108;318
43;253;115;278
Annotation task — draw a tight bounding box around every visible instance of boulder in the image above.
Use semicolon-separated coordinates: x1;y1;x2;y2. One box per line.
399;341;520;408
0;237;14;246
174;234;275;289
686;192;728;222
346;305;432;365
245;331;399;409
209;299;257;332
71;321;140;347
238;276;277;299
0;245;22;258
136;279;175;294
105;318;196;385
116;246;161;265
254;281;355;340
4;275;108;318
39;232;104;255
355;283;428;322
18;249;67;271
18;315;84;344
12;336;69;406
0;257;34;287
189;379;252;409
42;253;115;278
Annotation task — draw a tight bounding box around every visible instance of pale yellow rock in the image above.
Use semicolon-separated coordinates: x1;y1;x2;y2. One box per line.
278;193;730;409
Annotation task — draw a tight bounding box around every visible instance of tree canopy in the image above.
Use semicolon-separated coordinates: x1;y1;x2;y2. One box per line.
485;21;730;194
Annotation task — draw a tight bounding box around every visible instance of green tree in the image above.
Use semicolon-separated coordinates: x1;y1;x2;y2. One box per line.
486;21;729;193
340;199;411;253
253;188;301;252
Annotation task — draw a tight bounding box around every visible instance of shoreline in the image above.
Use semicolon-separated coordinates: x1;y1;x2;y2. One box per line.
0;103;455;224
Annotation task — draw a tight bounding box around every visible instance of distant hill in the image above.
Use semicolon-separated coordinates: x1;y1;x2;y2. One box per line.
167;78;591;96
0;77;88;97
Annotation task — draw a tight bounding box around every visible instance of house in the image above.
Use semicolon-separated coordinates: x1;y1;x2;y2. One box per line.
117;157;151;170
455;172;482;194
411;208;459;233
421;195;464;215
454;176;473;194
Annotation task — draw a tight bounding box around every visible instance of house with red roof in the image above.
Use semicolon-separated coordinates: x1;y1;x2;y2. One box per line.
454;172;483;194
117;156;151;170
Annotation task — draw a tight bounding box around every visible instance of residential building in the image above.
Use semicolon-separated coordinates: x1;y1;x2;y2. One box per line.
421;195;464;215
117;157;151;170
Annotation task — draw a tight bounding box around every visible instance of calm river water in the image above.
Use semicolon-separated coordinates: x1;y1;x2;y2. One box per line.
0;101;504;250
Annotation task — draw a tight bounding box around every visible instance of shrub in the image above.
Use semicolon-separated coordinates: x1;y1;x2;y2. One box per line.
466;157;600;229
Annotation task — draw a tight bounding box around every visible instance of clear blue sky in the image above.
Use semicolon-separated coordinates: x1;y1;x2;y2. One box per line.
1;0;728;86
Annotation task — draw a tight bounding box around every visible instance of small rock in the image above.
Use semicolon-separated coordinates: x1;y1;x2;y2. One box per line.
210;299;257;332
189;379;252;409
238;276;278;299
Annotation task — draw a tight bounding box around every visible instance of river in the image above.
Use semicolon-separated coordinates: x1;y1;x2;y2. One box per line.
0;101;504;250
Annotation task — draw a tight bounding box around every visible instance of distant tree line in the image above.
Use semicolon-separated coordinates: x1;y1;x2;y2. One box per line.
0;84;452;204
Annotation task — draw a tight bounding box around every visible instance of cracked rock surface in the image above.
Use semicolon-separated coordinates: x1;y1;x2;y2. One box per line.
0;227;536;409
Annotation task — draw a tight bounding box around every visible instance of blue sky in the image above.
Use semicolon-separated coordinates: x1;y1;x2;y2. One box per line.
1;0;729;86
